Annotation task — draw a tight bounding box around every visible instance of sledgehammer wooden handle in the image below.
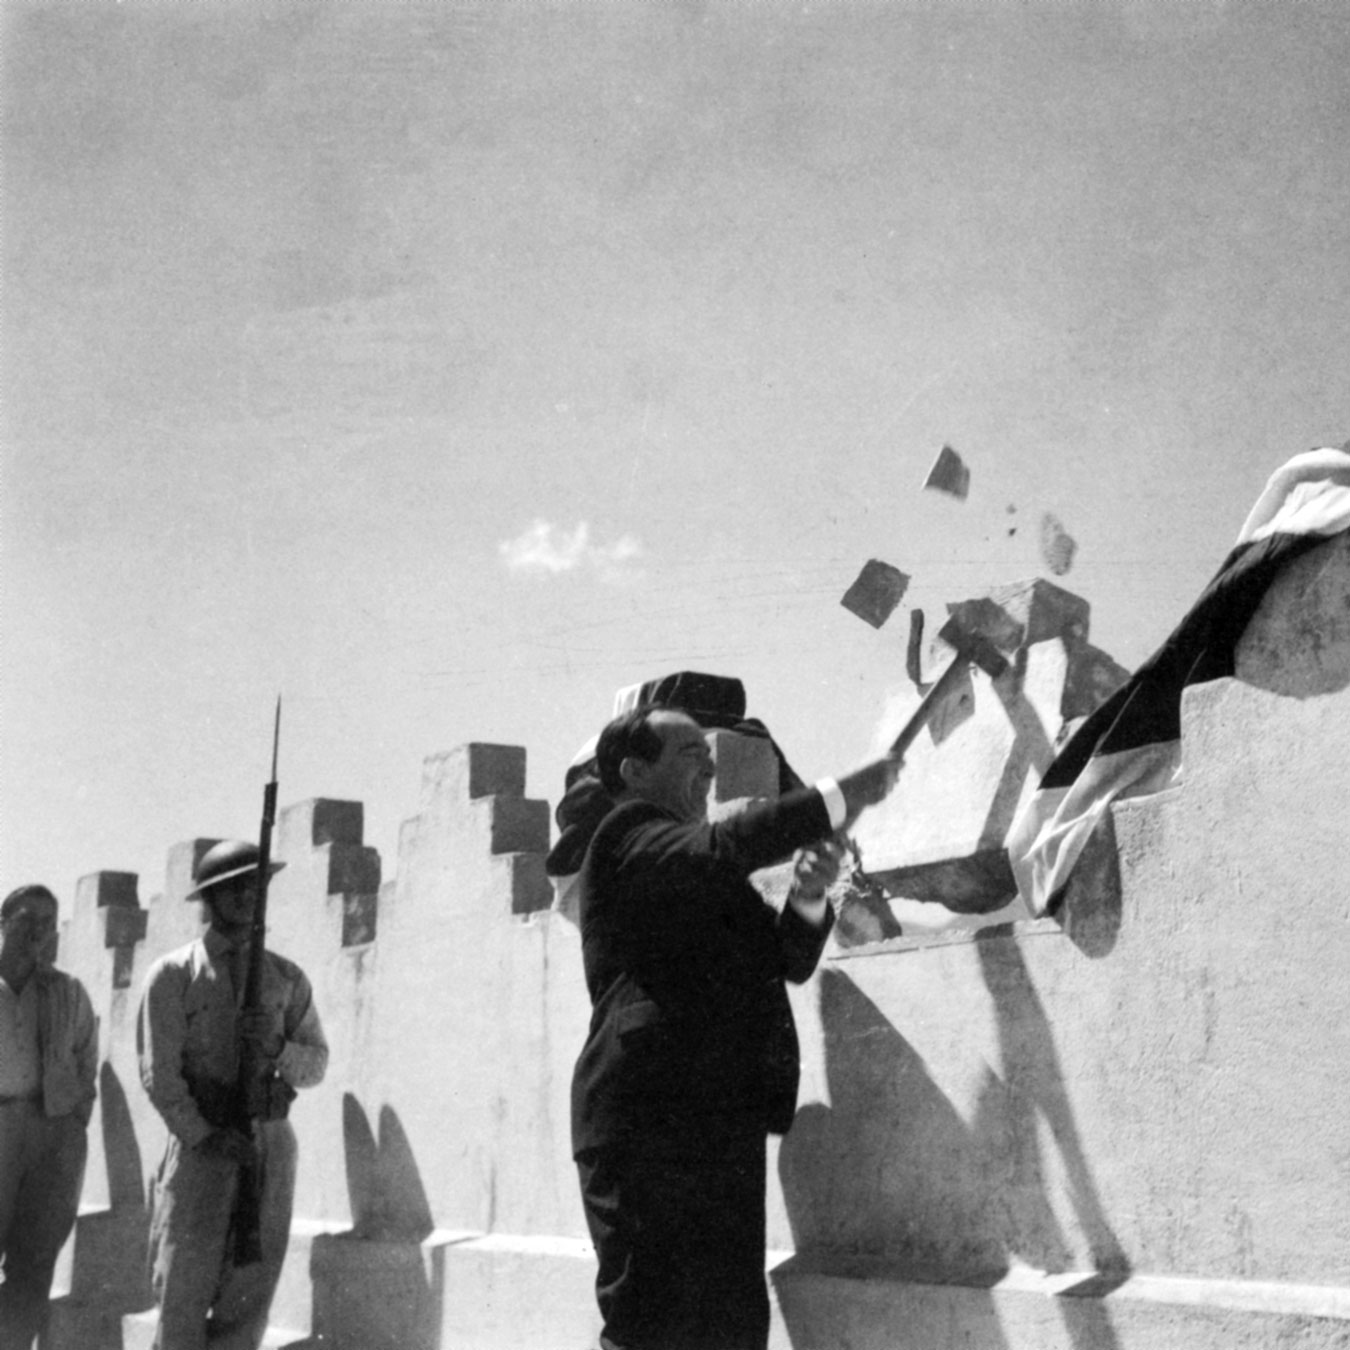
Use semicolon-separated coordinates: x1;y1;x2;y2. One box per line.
888;616;1009;759
887;655;973;759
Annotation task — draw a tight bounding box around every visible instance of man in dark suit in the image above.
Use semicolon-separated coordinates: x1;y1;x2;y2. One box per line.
571;705;900;1350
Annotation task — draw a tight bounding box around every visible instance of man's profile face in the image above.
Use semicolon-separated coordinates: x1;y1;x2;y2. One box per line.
2;898;59;970
627;711;715;823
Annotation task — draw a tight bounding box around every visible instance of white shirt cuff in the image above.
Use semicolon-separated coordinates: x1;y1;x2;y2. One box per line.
816;777;846;831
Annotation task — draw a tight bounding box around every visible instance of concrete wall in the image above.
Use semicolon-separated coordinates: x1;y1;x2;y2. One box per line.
46;533;1350;1349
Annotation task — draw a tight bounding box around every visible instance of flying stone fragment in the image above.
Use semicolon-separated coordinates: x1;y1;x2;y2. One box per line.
1039;512;1077;576
923;444;970;500
905;609;926;686
840;559;910;629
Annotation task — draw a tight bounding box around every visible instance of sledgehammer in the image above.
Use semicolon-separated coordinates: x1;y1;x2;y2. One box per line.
888;614;1010;758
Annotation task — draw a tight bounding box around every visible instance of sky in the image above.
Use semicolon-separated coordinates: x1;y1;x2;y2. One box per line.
2;0;1348;904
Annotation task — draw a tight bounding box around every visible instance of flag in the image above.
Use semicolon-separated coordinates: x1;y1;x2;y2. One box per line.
1009;447;1350;915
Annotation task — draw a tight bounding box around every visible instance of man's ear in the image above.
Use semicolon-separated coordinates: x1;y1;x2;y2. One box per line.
618;755;646;792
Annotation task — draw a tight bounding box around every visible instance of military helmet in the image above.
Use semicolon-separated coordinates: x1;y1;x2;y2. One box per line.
186;839;284;900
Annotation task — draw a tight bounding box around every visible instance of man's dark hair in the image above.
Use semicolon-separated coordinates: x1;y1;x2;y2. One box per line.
1;884;58;923
595;705;669;794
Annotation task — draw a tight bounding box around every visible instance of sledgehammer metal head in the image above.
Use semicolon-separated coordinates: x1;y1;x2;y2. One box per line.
934;613;1010;681
888;613;1010;758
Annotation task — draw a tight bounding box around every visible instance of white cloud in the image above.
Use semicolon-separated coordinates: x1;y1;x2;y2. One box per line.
499;520;643;582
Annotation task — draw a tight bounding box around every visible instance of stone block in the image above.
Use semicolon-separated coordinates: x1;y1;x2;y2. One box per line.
320;841;381;897
433;1234;600;1349
984;578;1091;646
48;1203;152;1350
1236;527;1350;696
483;796;550;855
101;901;149;986
77;871;140;910
111;946;137;989
102;906;147;949
840;559;910;628
417;744;529;813
923;443;970;499
463;743;527;799
263;806;383;959
770;1256;1350;1350
341;891;379;947
507;852;552;916
278;798;366;852
63;873;143;995
262;1217;349;1347
120;1310;307;1350
709;729;780;803
310;1232;463;1350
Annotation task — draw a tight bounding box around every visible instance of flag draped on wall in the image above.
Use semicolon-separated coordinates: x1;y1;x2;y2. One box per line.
1009;447;1350;915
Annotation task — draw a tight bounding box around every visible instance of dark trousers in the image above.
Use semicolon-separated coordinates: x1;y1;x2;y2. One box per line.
0;1101;88;1350
577;1135;769;1350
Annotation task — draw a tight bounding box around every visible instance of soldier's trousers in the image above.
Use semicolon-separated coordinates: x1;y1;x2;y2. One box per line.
148;1120;296;1350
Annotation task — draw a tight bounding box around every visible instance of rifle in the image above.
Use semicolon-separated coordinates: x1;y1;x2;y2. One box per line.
232;697;281;1266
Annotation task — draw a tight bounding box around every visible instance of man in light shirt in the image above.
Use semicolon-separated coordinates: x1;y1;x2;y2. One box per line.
137;840;328;1350
0;884;97;1349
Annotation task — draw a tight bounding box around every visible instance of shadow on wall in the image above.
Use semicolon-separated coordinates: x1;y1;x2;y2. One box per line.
101;1061;148;1218
99;1062;153;1314
1054;812;1123;959
54;1061;156;1342
343;1094;435;1242
308;1095;440;1350
777;959;1127;1350
979;651;1059;853
972;934;1128;1283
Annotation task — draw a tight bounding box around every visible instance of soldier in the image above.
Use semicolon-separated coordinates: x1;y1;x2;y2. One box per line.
0;884;97;1349
137;840;327;1350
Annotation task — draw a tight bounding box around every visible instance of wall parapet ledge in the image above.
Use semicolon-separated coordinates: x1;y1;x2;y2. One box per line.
274;798;381;948
394;743;552;923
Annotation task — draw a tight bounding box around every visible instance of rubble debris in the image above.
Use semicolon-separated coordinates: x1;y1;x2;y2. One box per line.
1039;512;1077;576
840;559;910;629
832;840;904;947
943;596;1025;655
905;609;926;686
923;444;970;500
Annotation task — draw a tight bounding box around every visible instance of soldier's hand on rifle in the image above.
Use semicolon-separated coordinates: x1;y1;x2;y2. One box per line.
196;1127;255;1165
238;1009;285;1061
243;1071;298;1122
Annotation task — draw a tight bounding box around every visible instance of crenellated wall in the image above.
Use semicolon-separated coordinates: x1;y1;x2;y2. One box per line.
43;532;1350;1350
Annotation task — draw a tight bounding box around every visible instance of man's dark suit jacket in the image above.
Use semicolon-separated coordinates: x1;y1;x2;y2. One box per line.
571;788;835;1158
